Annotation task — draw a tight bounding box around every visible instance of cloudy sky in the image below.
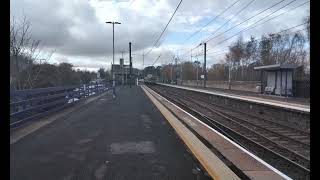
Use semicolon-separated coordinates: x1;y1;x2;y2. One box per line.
10;0;309;71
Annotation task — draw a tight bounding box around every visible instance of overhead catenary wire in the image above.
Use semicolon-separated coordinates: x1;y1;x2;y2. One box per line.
211;22;308;53
191;26;307;58
151;54;162;66
181;0;258;58
149;0;308;69
204;0;293;43
128;0;135;6
203;0;257;43
183;0;241;43
145;0;183;56
181;0;293;58
205;28;308;60
204;0;309;53
240;0;310;34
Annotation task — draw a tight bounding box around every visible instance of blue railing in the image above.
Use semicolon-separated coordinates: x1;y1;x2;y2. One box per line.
10;82;112;129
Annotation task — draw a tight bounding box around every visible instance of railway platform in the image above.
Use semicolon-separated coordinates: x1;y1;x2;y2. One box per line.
145;83;309;179
10;86;210;180
158;83;310;113
10;84;303;180
143;85;295;180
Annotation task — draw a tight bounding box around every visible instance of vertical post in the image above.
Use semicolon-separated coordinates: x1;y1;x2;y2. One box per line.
112;23;115;64
122;62;124;85
180;61;183;85
285;70;288;97
260;70;263;94
275;71;277;94
228;64;231;90
171;61;173;84
129;42;132;88
203;42;207;88
196;64;199;87
280;70;282;96
175;58;178;85
112;23;116;99
142;53;145;80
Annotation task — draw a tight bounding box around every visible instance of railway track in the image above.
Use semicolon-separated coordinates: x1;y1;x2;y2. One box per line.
176;86;309;133
148;84;310;179
174;88;310;148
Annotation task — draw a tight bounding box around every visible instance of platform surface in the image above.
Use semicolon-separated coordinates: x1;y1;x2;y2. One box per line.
143;85;289;180
142;85;241;180
10;86;207;180
158;83;310;113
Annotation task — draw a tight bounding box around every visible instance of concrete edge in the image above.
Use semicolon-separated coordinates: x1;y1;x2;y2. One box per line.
157;83;310;113
141;85;241;180
10;90;112;145
143;85;292;180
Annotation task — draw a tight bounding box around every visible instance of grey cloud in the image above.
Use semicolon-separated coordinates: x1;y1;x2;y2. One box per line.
11;0;168;59
10;0;309;70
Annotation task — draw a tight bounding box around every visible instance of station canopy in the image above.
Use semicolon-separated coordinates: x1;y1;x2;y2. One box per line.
254;64;299;71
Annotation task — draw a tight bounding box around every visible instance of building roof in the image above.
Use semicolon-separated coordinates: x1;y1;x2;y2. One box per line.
254;64;300;71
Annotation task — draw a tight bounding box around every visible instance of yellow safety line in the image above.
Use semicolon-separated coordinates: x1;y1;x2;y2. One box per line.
141;85;240;180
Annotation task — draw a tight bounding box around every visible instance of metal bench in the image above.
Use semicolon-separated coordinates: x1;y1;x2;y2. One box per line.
264;86;274;94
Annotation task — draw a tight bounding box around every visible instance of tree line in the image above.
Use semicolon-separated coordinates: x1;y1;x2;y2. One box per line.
10;54;104;89
144;15;310;82
10;16;112;90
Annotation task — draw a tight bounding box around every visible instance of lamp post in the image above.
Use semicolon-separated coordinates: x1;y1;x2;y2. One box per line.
106;21;121;64
129;42;132;88
106;21;121;98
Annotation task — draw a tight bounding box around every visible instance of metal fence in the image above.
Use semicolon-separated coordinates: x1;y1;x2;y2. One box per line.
293;80;310;98
10;82;112;129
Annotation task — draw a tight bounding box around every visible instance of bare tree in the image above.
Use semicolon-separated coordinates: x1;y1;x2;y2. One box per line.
244;36;258;66
10;15;54;90
23;49;56;89
304;15;310;41
10;15;31;89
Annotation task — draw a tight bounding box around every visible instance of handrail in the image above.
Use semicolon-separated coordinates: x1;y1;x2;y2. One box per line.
10;82;112;128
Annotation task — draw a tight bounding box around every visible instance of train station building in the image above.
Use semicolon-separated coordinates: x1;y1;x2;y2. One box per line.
111;58;141;85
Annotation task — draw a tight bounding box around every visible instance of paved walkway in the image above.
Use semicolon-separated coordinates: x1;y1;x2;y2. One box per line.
159;83;310;112
11;86;207;180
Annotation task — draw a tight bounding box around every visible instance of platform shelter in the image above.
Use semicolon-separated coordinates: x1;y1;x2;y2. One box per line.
254;64;299;96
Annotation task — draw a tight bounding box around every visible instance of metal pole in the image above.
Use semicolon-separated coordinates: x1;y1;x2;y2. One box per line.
106;21;120;97
112;23;114;64
260;70;263;94
203;42;207;88
196;64;198;87
129;42;132;88
228;63;232;90
142;53;145;79
112;23;116;98
171;62;173;84
175;58;178;85
180;61;183;85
